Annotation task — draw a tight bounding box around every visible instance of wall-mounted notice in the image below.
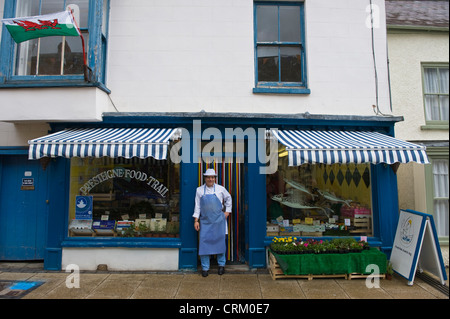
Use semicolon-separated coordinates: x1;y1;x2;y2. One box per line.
390;209;447;286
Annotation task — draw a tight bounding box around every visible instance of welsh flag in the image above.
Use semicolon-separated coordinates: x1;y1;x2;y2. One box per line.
2;11;80;43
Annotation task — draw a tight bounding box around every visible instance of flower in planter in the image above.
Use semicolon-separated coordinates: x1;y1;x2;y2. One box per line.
272;236;369;255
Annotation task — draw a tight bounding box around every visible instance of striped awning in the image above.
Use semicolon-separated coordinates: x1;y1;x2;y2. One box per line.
271;129;429;166
28;127;179;160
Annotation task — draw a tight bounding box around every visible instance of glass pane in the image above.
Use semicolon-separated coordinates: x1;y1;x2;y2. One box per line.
64;31;88;74
280;46;302;82
280;6;301;42
439;68;449;94
68;157;181;238
440;96;449;121
257;47;279;82
433;159;449;198
266;153;373;238
41;0;66;14
424;68;439;94
434;199;449;237
16;0;40;16
37;36;63;75
15;39;39;75
257;5;278;42
424;95;440;121
14;1;40;75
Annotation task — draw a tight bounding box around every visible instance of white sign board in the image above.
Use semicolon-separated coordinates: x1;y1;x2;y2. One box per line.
390;209;447;286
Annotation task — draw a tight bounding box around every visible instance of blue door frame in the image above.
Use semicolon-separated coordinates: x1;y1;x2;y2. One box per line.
38;114;402;270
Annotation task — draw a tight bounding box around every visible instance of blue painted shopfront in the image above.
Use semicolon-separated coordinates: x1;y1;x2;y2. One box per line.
23;113;405;270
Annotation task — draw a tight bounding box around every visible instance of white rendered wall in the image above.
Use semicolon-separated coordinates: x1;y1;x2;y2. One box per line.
106;0;390;116
0;0;391;133
62;248;179;271
0;87;115;122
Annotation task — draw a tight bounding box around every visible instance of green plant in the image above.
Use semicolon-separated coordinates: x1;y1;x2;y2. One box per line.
137;221;150;234
122;223;136;237
386;261;394;275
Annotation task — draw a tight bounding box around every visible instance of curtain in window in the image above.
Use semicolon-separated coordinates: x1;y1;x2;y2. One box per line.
424;68;449;121
439;69;449;121
433;159;449;237
424;68;439;121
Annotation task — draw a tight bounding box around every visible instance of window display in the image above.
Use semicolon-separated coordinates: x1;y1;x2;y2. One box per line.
266;147;372;237
68;156;180;238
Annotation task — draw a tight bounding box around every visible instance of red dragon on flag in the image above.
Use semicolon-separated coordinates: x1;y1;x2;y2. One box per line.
13;18;62;32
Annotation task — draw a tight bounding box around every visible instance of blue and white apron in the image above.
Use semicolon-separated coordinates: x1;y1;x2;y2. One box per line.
198;185;226;256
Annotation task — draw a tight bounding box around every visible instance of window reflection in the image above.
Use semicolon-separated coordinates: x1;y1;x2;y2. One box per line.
266;145;373;238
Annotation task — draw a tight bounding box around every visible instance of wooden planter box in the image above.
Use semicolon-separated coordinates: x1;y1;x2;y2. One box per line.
268;250;386;281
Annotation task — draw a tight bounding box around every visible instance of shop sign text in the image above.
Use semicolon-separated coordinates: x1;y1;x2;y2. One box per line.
79;168;168;197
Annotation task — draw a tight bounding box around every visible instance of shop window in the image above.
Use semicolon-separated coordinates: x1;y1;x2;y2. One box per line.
253;2;309;94
1;0;109;85
68;157;180;238
422;65;449;128
266;146;373;238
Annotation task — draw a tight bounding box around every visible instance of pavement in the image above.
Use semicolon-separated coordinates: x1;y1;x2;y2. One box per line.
0;262;448;300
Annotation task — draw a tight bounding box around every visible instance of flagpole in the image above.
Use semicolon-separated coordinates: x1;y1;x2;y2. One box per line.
68;9;89;82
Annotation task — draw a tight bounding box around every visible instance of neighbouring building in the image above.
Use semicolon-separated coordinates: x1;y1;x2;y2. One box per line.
386;0;449;265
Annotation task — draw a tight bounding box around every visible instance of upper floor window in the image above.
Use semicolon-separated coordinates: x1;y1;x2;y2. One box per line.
422;64;449;127
253;2;308;94
1;0;109;89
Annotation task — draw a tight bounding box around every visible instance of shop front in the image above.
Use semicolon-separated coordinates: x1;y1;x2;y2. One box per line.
26;113;429;271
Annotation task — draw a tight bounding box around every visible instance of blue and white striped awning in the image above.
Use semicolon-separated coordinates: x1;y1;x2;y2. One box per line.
28;127;179;160
271;129;429;166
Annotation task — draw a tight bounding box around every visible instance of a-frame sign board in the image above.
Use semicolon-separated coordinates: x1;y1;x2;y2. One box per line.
390;209;447;286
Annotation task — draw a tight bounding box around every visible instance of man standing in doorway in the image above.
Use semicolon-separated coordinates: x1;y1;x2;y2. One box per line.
193;168;232;277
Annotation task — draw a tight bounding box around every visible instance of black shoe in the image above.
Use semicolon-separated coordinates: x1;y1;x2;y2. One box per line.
202;270;209;277
218;267;225;275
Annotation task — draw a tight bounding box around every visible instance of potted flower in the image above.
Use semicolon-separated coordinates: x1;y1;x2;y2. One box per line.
136;222;151;237
386;261;394;280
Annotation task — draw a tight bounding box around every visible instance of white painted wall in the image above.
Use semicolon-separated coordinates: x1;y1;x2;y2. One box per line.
106;0;390;116
62;248;179;271
0;0;391;137
0;87;115;122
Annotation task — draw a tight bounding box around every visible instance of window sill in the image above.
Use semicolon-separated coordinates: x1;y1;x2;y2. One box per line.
0;79;111;94
62;237;181;248
253;87;311;95
420;124;449;130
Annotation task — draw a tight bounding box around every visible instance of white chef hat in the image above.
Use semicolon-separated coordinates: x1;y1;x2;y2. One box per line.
203;168;217;176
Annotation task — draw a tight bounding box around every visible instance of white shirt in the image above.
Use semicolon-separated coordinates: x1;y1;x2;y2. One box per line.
193;184;232;219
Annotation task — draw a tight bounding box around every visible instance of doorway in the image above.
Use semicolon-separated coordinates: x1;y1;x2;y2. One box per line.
198;160;246;264
0;155;48;260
